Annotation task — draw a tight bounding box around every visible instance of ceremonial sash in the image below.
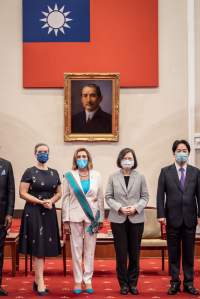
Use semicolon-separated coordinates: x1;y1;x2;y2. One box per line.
65;171;100;235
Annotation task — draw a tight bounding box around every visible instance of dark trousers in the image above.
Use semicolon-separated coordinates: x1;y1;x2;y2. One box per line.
166;223;196;286
111;219;144;288
0;228;7;286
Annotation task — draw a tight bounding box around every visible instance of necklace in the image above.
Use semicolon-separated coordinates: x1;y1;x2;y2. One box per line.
78;172;89;177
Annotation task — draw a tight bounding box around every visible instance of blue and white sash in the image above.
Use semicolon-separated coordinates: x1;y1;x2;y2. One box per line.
65;171;100;235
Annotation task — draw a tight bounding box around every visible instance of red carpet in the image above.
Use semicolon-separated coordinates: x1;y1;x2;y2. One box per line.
2;258;200;298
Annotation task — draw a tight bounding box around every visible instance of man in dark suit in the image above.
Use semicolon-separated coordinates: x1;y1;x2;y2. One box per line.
0;158;15;296
71;83;112;134
157;140;200;295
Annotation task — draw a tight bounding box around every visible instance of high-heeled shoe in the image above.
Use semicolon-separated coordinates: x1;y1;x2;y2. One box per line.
84;283;94;294
85;288;94;294
73;289;82;294
37;289;49;296
33;282;49;294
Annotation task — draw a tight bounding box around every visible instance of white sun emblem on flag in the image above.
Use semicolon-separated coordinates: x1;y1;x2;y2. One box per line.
40;4;72;36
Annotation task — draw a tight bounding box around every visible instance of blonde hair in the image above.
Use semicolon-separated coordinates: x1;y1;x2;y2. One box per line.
72;148;93;170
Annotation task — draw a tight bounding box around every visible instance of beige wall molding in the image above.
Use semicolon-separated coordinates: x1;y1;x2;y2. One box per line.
187;0;196;163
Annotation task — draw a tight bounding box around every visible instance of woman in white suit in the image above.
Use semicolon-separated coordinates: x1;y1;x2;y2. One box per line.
105;148;149;295
62;148;104;295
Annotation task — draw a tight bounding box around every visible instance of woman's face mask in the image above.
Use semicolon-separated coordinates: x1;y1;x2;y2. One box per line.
77;159;88;169
76;152;88;169
37;152;49;164
121;159;134;169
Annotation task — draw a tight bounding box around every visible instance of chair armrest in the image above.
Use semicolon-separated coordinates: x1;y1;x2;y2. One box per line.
160;223;166;240
65;232;70;241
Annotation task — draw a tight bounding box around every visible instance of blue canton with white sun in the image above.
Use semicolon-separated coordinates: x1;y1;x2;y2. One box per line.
40;4;72;36
23;0;90;42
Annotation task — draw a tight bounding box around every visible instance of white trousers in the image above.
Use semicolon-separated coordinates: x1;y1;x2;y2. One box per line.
70;221;97;284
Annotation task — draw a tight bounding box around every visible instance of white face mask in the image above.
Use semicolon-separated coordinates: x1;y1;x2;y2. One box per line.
121;159;134;169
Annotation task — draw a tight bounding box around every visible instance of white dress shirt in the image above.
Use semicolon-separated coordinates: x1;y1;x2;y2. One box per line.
85;108;98;122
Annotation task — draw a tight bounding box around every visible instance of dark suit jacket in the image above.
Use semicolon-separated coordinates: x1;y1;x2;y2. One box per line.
156;164;200;228
71;107;112;133
0;158;15;225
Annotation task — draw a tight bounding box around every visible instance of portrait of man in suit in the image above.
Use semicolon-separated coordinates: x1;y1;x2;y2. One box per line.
156;140;200;296
71;83;112;134
64;73;119;142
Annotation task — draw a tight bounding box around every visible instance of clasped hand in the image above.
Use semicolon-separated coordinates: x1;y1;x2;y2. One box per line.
42;199;53;209
120;206;136;216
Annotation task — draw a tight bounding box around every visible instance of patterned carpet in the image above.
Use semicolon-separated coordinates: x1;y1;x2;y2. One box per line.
2;258;200;299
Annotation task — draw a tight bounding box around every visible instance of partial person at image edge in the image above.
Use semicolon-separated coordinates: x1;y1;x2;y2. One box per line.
0;157;15;296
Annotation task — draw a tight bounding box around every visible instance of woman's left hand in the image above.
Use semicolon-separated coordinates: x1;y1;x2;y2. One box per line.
43;199;53;209
126;206;137;215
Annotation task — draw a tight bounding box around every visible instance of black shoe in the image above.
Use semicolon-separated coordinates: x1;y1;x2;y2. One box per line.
33;282;49;294
120;286;129;295
167;283;181;295
129;286;139;295
183;285;199;295
37;290;49;296
0;288;8;296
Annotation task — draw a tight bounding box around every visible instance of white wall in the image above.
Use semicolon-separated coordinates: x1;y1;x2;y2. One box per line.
0;0;189;209
195;0;200;132
195;0;200;165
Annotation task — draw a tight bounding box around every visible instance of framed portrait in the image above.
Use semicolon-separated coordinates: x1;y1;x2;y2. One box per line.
64;73;120;142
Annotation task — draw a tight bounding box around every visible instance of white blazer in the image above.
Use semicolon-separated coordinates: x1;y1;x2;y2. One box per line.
62;169;104;223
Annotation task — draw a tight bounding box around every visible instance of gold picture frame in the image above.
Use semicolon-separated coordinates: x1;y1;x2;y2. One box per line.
64;73;120;142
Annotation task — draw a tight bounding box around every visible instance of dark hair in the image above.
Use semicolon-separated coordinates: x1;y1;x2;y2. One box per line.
117;148;138;169
34;143;49;154
72;147;93;170
172;139;191;153
81;83;102;98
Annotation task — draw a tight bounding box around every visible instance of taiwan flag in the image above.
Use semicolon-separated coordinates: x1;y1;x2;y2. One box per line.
23;0;158;88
